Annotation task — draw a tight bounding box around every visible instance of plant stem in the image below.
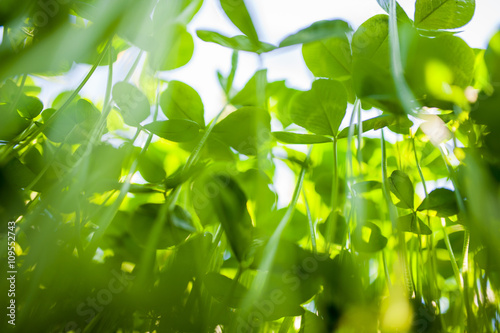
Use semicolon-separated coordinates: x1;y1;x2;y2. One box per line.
124;49;144;82
303;188;317;254
325;136;339;252
441;218;463;289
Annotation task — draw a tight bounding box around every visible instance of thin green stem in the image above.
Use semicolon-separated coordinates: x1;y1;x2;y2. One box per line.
303;188;317;254
325;136;339;252
124;50;144;82
441;218;463;289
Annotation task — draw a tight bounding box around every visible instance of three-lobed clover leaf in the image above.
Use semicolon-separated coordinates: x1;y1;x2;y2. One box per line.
289;79;348;138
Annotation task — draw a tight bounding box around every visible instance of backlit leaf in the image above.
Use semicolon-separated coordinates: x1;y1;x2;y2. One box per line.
196;30;276;54
289;79;347;137
112;82;150;126
415;0;475;30
144;120;200;142
389;170;414;209
160;80;205;127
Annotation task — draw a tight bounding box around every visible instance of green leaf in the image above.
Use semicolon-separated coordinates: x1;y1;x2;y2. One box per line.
203;272;248;308
41;99;100;143
128;203;195;248
351;15;407;114
417;188;459;216
0;104;30;141
266;80;300;127
352;58;404;114
337;114;396;139
230;69;267;107
352;222;388;252
485;30;500;84
213;107;271;155
144;120;200;142
160;80;205;127
18;95;43;119
208;174;254;262
272;132;333;144
279;19;352;47
397;213;432;235
149;24;194;71
137;151;166;184
388;170;414;209
302;35;352;81
352;15;390;66
289;79;347;137
220;0;259;43
112;82;150;126
405;34;475;102
376;0;412;23
415;0;475;30
196;30;276;54
84;144;128;193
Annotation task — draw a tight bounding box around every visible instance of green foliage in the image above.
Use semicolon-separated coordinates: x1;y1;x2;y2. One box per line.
144;120;200;142
1;1;499;332
196;30;277;54
290;79;347;137
415;0;475;30
160;80;205;127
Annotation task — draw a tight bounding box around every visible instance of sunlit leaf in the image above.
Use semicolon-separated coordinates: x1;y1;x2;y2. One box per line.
230;69;267;107
280;19;352;47
112;81;150;126
213;107;271;155
196;30;276;54
160;80;205;127
415;0;475;30
388;170;414;209
290;79;347;137
303;35;352;81
220;0;259;43
144;120;200;142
